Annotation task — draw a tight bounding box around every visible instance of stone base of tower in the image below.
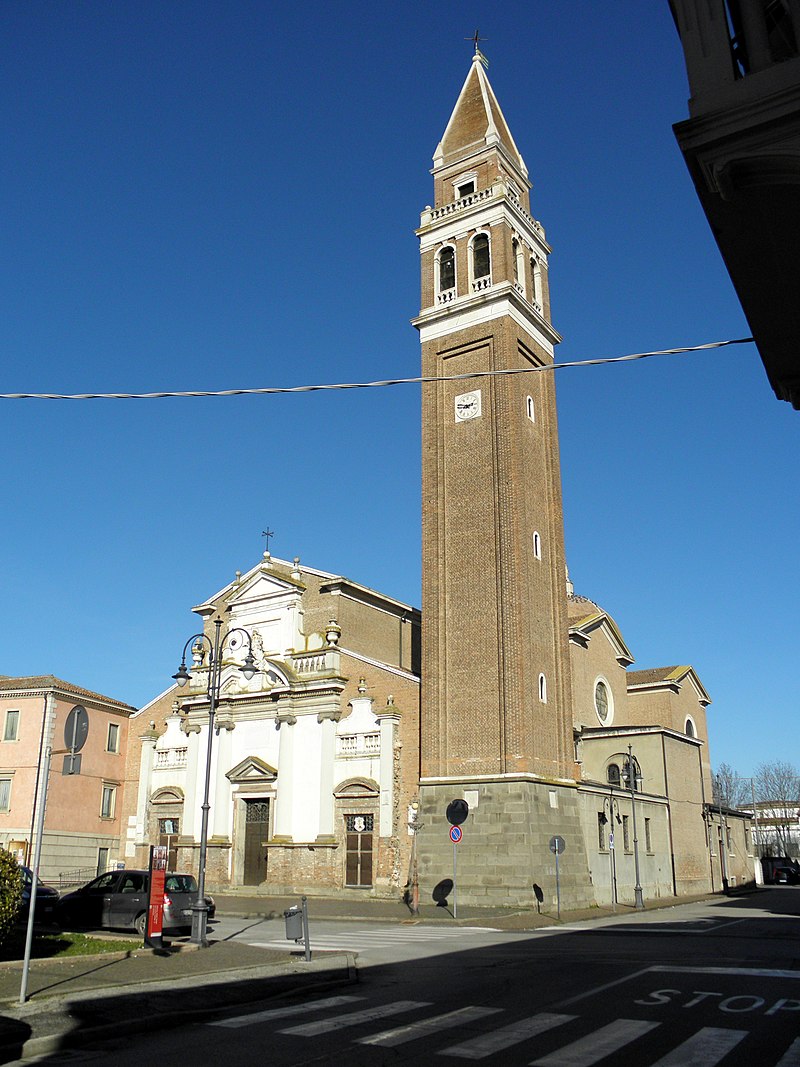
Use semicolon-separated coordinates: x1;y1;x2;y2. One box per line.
416;778;596;911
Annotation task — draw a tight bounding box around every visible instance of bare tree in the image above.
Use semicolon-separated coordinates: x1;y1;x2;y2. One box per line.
754;761;800;858
713;763;750;809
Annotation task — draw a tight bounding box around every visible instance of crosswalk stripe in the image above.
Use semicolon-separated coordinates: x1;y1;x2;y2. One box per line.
530;1018;660;1066
357;1005;503;1047
209;995;364;1028
648;1027;748;1066
776;1038;800;1066
279;999;430;1036
439;1012;576;1059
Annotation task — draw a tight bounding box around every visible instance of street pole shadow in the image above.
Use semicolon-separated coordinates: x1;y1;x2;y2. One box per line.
432;879;454;917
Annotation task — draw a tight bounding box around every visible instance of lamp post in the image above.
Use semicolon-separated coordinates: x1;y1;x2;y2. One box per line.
599;793;620;912
624;744;645;910
173;617;257;946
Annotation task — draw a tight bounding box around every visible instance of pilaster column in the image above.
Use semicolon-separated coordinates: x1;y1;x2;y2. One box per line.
181;721;202;841
316;708;341;841
213;719;235;839
273;712;297;841
136;725;159;844
376;697;401;838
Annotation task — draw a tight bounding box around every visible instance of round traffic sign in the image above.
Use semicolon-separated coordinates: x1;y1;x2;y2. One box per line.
549;835;566;855
446;799;469;826
64;705;89;752
449;825;462;844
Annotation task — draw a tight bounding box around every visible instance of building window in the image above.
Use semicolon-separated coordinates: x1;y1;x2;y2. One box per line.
645;817;652;853
437;245;456;298
106;722;120;754
3;710;19;742
607;763;621;787
538;673;547;703
0;776;11;812
594;679;613;725
100;784;117;819
471;232;491;289
526;395;535;422
533;531;542;560
455;177;476;199
685;716;696;737
622;814;631;852
598;812;606;850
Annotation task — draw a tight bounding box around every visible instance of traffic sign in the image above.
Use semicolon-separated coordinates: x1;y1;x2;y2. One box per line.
549;835;566;855
446;799;469;825
449;825;462;844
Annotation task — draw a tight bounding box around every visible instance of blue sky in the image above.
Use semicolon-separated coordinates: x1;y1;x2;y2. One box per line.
1;2;796;778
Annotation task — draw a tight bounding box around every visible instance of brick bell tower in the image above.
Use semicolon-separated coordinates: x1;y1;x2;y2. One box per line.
412;51;593;906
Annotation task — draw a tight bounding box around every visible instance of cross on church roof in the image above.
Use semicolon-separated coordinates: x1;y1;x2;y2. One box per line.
465;30;489;68
261;527;274;553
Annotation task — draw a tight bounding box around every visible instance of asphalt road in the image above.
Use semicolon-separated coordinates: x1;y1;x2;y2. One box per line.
28;888;800;1066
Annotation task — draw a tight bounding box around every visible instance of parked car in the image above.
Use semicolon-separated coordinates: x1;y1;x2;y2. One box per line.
761;857;800;885
771;863;800;885
18;866;59;924
57;869;215;936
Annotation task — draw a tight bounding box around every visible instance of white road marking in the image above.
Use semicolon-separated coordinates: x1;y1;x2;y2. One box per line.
776;1038;800;1066
649;1027;748;1066
530;1018;660;1066
358;1005;503;1047
208;994;363;1028
439;1012;576;1059
648;966;800;979
278;999;430;1036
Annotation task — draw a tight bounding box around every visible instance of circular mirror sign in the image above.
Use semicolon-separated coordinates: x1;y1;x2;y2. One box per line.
64;705;89;752
446;799;469;826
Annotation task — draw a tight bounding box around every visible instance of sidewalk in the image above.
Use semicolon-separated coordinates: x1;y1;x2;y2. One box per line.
0;889;728;1063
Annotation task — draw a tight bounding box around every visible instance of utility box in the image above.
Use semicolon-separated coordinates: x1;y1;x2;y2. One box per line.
284;905;303;940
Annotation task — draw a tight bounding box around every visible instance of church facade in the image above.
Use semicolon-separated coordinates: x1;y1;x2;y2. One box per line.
121;555;420;894
122;54;753;907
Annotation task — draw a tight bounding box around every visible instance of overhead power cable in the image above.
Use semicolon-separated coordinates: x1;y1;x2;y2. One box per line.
0;337;753;400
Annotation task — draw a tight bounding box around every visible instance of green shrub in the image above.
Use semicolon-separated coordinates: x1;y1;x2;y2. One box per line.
0;849;22;945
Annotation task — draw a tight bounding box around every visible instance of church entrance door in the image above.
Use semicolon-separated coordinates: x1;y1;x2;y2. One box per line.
243;799;269;885
345;814;374;887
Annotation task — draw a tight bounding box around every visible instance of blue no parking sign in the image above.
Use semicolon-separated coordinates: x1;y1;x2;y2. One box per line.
449;825;462;843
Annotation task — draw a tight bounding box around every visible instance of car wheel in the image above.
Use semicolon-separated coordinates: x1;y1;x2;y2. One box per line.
134;912;148;937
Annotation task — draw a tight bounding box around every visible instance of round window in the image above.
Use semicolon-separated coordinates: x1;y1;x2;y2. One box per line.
595;681;610;724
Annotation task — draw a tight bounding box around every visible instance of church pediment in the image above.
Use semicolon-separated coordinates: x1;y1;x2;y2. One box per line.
228;570;304;608
569;611;635;667
226;755;278;784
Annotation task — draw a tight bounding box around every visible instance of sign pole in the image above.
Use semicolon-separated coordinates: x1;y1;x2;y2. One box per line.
548;835;566;921
453;838;458;919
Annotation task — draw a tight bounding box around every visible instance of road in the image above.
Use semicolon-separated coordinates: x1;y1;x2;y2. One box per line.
31;888;800;1066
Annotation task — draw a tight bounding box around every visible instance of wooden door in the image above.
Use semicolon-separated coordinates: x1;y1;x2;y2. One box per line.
243;799;269;885
345;814;374;887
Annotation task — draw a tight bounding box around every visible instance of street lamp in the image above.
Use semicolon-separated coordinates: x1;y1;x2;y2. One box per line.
173;617;257;946
599;793;621;912
622;744;645;910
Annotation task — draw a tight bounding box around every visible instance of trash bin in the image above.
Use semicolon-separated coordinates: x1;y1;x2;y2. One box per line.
284;905;303;941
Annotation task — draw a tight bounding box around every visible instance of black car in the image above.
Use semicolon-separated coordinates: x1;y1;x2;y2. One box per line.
18;866;59;924
57;869;215;936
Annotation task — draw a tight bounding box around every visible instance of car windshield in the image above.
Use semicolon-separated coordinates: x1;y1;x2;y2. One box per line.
164;875;197;893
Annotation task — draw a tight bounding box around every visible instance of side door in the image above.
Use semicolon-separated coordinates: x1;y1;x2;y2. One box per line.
108;871;147;929
75;872;120;928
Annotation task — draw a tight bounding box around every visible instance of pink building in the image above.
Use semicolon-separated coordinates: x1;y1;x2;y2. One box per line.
0;676;135;882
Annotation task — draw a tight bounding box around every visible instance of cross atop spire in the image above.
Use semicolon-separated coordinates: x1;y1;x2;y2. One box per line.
465;29;489;67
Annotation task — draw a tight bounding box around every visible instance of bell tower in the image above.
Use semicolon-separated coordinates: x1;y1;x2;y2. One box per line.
413;52;592;905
